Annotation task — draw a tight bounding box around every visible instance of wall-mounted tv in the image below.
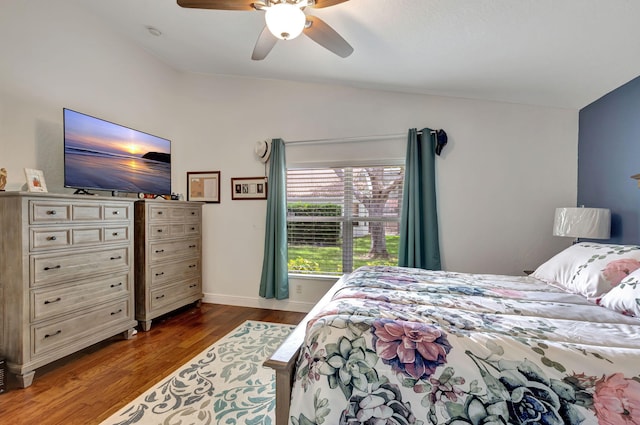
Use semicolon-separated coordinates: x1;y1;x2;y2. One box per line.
64;108;171;195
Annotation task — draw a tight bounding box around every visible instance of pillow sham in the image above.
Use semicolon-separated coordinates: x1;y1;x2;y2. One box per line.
597;268;640;317
532;242;640;298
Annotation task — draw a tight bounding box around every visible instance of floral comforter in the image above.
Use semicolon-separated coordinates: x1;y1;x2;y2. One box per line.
288;266;640;425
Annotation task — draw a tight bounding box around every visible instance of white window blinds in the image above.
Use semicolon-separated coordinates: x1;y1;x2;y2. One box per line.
287;166;404;276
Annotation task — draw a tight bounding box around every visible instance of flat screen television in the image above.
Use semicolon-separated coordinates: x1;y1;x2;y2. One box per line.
64;108;171;195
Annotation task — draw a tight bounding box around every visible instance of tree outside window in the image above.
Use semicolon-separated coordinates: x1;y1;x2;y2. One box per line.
287;165;404;276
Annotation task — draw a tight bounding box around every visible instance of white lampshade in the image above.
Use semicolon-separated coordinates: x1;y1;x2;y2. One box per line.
553;207;611;239
265;3;306;40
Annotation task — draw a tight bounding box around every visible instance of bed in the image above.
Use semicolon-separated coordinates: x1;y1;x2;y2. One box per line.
265;243;640;425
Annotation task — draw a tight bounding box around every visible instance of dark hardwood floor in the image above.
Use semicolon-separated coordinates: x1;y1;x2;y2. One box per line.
0;303;306;425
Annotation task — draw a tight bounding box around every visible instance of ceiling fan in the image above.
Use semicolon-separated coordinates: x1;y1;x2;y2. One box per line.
177;0;353;60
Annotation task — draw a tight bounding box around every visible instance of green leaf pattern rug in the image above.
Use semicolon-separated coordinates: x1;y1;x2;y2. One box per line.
101;320;295;425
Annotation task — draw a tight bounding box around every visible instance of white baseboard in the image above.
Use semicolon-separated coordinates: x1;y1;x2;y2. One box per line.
202;292;315;313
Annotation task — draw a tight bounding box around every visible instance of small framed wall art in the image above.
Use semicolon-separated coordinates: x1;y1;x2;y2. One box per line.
187;171;220;203
24;168;47;193
231;177;267;200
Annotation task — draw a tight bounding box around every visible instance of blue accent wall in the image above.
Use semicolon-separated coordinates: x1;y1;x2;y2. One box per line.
578;75;640;244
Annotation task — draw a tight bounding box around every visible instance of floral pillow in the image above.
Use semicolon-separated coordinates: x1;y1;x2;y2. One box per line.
532;243;640;298
597;268;640;317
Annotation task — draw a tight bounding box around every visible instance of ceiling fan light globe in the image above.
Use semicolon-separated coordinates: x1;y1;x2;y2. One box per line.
265;3;306;40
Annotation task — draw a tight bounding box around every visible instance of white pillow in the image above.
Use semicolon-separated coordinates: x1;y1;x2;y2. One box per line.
598;268;640;317
532;243;640;298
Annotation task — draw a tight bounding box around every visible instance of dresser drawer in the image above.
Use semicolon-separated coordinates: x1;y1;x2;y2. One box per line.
149;224;196;239
30;226;130;251
150;278;201;310
31;201;132;224
32;299;131;357
184;223;201;236
31;202;71;224
71;204;102;221
169;208;186;220
31;247;129;287
184;207;201;221
104;204;130;221
149;224;170;240
104;227;129;242
149;239;200;263
72;227;102;245
150;259;200;287
148;206;171;222
31;229;71;250
31;273;130;322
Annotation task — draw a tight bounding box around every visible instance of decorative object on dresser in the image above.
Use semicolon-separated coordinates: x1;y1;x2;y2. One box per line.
186;171;220;203
134;199;204;331
0;192;137;388
24;168;47;192
0;167;7;191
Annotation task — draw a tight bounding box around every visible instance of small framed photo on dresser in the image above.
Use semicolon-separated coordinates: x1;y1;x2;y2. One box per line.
24;168;47;193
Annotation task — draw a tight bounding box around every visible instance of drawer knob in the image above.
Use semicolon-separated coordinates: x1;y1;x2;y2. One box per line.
157;211;163;215
191;212;195;215
46;210;57;215
112;232;119;236
191;227;196;231
189;264;196;269
189;284;197;288
47;236;57;241
157;229;163;233
155;249;165;254
44;265;61;271
44;297;62;305
110;309;123;316
155;272;165;277
44;330;62;339
113;211;120;215
155;294;165;300
110;282;123;288
110;255;122;261
189;245;197;249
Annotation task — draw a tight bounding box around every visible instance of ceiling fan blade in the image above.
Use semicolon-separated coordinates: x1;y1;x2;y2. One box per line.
252;26;278;60
311;0;349;8
176;0;253;10
303;15;353;58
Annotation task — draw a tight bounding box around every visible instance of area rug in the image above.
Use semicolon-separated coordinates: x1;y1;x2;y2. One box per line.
101;320;296;425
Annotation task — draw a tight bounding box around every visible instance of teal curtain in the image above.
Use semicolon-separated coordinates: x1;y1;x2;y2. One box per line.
259;138;289;299
398;128;441;270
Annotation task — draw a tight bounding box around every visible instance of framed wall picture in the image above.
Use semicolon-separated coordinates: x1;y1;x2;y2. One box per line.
187;171;220;203
231;177;268;200
24;168;47;192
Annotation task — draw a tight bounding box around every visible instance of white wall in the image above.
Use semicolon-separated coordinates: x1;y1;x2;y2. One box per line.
0;0;577;313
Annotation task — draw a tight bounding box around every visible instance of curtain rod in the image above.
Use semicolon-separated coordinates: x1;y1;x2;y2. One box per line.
283;130;435;146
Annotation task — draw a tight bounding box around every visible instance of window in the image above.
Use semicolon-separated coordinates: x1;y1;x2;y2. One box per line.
287;165;404;276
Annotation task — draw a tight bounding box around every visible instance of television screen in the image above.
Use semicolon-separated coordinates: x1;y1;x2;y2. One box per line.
64;108;171;195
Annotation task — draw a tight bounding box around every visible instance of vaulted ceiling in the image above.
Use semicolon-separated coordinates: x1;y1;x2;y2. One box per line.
76;0;640;109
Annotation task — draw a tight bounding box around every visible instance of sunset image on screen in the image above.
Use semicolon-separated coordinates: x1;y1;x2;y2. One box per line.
64;109;171;194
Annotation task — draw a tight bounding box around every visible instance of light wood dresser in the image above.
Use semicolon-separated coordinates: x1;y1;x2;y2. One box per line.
134;199;203;331
0;192;137;387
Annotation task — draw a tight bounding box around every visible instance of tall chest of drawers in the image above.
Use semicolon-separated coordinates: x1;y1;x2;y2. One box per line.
0;192;137;387
134;200;203;331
